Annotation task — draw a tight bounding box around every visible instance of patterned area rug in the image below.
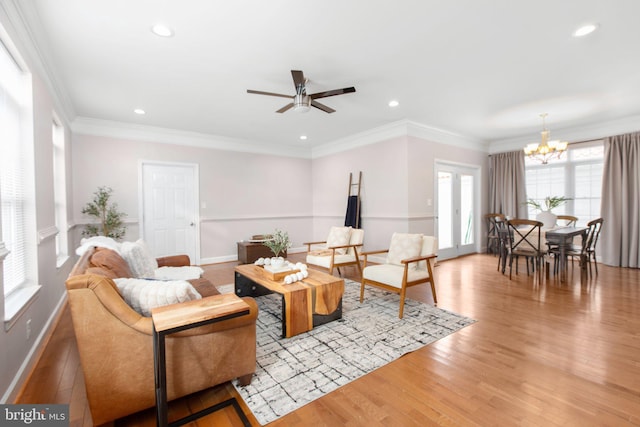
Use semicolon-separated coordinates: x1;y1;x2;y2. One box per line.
224;280;475;425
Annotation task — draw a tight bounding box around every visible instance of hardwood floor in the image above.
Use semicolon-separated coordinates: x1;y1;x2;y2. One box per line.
15;253;640;426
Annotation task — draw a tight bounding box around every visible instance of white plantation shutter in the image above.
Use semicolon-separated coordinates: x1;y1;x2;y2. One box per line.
0;40;29;296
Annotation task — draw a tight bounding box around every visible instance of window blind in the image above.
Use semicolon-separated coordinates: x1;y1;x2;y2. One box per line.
0;40;29;296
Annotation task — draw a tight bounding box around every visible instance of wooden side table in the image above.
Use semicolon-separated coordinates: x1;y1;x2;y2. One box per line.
151;294;252;427
237;241;286;264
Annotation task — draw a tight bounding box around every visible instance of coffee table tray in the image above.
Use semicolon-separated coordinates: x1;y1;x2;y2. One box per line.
259;265;300;281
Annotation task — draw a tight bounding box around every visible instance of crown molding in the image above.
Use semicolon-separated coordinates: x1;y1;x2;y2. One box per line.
488;114;640;154
311;119;488;158
72;117;312;159
406;121;489;152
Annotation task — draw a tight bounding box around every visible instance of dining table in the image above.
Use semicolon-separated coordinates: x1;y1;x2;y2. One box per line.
544;226;588;282
498;224;588;282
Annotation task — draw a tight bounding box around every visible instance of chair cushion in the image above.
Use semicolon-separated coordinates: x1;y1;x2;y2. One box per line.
347;229;365;255
90;248;134;278
113;278;202;317
386;233;423;269
306;253;356;268
363;264;430;288
326;226;352;255
120;239;158;278
417;236;437;270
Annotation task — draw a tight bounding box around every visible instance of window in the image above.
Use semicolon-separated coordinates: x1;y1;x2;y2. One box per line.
52;116;68;264
1;36;38;324
525;141;604;226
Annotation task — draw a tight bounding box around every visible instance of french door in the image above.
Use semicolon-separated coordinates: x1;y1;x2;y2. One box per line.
140;162;199;263
436;162;479;260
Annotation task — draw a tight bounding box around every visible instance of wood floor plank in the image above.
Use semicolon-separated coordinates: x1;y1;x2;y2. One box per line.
14;253;640;426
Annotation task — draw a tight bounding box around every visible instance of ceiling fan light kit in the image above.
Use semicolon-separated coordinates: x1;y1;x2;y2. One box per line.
248;70;355;114
293;94;311;113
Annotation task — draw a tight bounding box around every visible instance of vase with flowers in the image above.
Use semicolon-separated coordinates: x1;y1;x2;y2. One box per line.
524;196;572;228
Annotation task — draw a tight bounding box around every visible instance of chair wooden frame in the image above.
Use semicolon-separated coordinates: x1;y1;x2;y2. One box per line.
556;215;578;227
304;240;364;278
585;218;603;275
360;249;437;319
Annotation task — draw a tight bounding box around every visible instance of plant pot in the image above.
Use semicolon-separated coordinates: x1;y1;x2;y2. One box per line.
270;257;285;269
536;210;557;229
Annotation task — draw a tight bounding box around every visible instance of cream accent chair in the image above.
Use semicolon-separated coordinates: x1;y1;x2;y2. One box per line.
360;233;437;318
304;226;364;277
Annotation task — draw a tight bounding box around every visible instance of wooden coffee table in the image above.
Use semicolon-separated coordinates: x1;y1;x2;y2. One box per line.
234;264;344;338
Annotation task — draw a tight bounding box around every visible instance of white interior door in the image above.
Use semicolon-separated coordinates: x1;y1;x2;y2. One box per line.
141;162;199;262
436;163;478;260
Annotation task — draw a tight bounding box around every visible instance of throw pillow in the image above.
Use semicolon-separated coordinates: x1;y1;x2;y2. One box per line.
90;248;134;278
386;233;424;270
326;226;352;255
121;239;158;278
114;278;202;317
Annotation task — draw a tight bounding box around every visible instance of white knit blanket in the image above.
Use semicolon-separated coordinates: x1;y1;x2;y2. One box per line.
114;278;202;317
154;266;204;281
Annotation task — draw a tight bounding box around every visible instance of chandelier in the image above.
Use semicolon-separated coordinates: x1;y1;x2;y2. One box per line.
523;113;568;164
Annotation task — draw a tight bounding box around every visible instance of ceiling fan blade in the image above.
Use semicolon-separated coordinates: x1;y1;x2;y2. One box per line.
276;103;295;113
247;89;293;99
311;100;335;114
309;87;356;99
291;70;306;88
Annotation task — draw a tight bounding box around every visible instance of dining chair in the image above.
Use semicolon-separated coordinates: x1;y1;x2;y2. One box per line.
556;215;578;227
584;218;604;275
546;215;579;257
485;213;505;255
495;218;509;273
549;217;603;277
506;219;545;280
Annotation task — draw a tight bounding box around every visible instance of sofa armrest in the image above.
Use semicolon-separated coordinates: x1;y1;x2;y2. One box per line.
157;254;191;267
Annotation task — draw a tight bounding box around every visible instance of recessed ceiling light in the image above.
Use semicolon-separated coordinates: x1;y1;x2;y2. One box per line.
388;100;399;108
299;135;307;140
134;108;146;115
573;23;598;37
151;24;174;37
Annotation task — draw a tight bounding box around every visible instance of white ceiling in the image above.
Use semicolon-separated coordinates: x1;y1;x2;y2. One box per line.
14;0;640;152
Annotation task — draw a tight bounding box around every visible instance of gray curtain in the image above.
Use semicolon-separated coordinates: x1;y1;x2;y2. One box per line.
489;150;528;218
601;132;640;267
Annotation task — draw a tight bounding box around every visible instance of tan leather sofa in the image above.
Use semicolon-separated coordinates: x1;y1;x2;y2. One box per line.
66;246;258;425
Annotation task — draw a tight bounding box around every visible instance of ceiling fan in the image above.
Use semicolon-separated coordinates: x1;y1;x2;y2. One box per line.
247;70;356;114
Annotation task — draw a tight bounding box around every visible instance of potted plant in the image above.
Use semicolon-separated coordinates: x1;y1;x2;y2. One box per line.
262;229;292;266
81;186;127;240
524;196;571;228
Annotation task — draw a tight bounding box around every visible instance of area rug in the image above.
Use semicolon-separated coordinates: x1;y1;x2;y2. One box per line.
220;280;475;425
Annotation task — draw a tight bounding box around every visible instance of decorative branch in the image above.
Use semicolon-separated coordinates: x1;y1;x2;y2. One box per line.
81;186;127;240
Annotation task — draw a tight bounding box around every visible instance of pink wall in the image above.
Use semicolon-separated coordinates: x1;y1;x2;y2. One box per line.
71;134;314;261
311;137;410;250
407;135;490;235
311;135;489;252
